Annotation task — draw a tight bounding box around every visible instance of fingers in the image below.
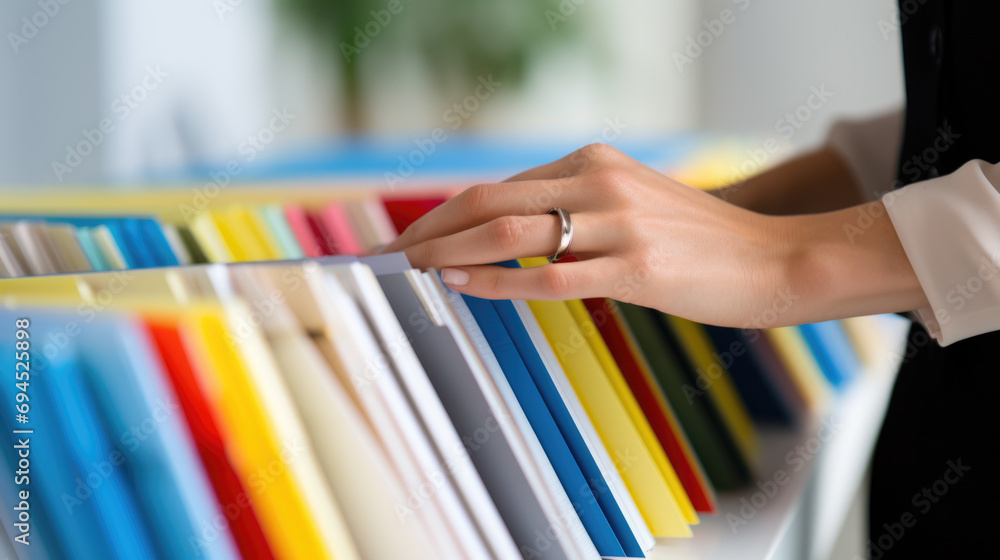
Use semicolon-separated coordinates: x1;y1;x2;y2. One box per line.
503;156;584;182
382;178;581;254
404;213;609;269
384;144;632;256
439;258;620;301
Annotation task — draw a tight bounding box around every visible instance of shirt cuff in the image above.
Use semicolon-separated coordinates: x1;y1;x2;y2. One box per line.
882;159;1000;345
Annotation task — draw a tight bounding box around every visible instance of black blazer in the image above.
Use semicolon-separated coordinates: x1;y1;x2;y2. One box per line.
870;5;1000;558
896;0;1000;186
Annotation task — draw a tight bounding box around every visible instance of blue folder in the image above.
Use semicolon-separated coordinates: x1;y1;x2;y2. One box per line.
0;311;157;559
460;293;626;557
52;217;172;268
75;316;239;560
170;135;703;184
0;216;175;268
137;219;180;266
798;321;861;388
490;260;645;557
703;325;796;426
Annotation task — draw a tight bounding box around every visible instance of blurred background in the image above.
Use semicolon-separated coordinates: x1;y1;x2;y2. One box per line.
0;1;907;558
0;0;903;186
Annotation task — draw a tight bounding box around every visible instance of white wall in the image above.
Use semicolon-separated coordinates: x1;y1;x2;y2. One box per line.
0;1;103;184
1;0;282;184
0;0;903;184
99;0;275;180
288;0;702;141
695;0;904;148
447;0;702;138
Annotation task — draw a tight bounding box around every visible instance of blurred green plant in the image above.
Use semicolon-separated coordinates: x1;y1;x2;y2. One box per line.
277;0;581;131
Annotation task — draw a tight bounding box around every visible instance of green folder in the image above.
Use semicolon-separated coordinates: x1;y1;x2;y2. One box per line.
175;226;210;264
617;302;752;491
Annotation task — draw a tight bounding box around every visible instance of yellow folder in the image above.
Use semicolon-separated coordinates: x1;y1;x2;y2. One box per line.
225;300;362;560
564;299;699;525
517;263;690;537
839;316;885;369
184;312;340;560
208;211;252;262
0;184;374;223
526;298;691;537
190;213;234;263
611;306;717;512
764;326;832;413
214;207;281;261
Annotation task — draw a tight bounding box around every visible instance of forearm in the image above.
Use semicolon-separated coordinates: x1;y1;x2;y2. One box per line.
392;142;930;333
771;200;928;325
714;147;867;216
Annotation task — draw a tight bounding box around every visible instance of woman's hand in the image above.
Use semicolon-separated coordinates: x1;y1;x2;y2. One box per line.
383;143;927;328
382;143;804;328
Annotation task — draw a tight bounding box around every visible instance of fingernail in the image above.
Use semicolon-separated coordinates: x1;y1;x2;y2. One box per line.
441;268;470;286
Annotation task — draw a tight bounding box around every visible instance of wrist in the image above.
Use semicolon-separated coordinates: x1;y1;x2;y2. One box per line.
748;212;805;327
778;201;928;324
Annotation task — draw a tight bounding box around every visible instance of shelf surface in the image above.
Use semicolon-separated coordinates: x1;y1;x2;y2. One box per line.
644;317;910;560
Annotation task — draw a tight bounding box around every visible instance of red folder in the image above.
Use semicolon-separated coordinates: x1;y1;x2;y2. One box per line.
318;203;363;255
583;297;718;513
283;205;324;258
146;320;277;560
381;196;448;234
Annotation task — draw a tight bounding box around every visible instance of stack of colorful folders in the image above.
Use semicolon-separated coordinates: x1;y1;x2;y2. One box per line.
0;187;893;559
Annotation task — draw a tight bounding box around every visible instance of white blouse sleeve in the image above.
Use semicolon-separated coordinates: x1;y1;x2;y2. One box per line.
882;160;1000;346
825;108;904;202
824;108;1000;345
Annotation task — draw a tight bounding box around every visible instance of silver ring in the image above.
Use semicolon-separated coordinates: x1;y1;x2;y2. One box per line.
546;207;573;263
